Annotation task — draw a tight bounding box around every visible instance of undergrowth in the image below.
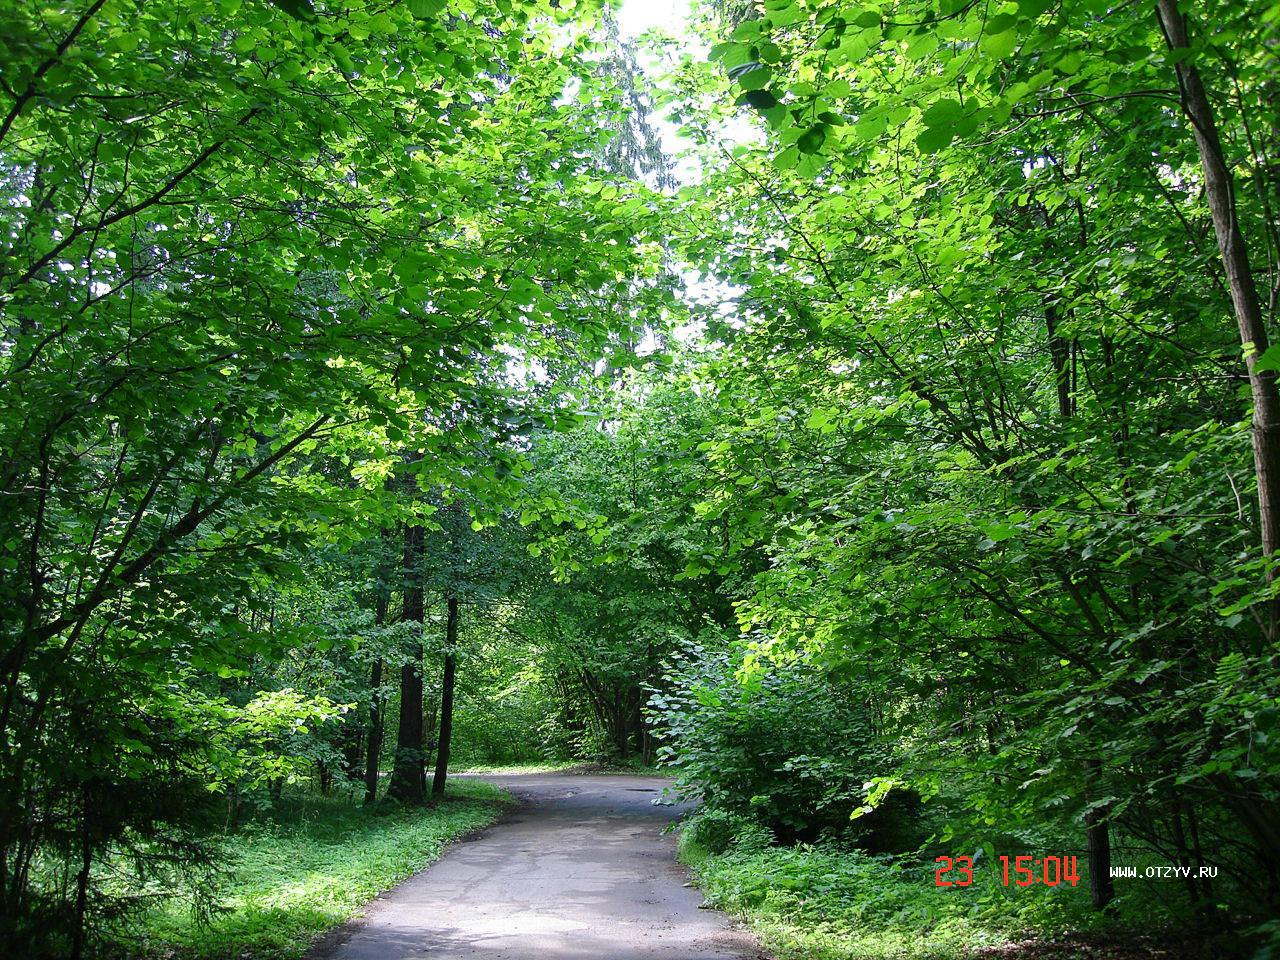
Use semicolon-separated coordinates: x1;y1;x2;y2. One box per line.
677;812;1256;960
120;780;511;959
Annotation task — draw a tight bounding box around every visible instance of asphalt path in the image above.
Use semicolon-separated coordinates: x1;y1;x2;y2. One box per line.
312;773;765;960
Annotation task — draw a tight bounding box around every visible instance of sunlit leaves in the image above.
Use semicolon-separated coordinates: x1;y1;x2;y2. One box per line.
0;0;678;939
669;0;1280;914
733;64;774;90
408;0;448;17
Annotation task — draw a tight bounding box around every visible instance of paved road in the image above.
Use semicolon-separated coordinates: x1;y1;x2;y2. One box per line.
313;773;764;960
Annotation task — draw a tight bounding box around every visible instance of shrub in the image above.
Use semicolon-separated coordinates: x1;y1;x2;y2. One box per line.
651;643;918;848
683;808;771;855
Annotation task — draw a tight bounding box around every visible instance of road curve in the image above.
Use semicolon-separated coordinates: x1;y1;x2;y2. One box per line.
311;772;765;960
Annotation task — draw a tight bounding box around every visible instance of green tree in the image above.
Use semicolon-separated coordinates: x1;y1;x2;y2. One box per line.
0;0;673;948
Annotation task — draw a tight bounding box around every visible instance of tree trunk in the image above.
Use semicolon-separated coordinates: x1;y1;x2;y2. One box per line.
1157;0;1280;638
1085;758;1114;910
69;828;91;960
1186;801;1213;903
1170;796;1201;907
363;591;389;805
316;759;331;796
387;524;426;803
1086;806;1114;909
340;727;364;783
637;706;655;766
1045;303;1074;419
225;782;240;831
1052;346;1115;911
431;596;459;798
363;658;383;804
614;697;630;761
424;700;439;770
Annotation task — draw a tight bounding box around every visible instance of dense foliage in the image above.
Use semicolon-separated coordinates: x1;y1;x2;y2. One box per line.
645;0;1277;950
2;0;1278;956
0;0;671;952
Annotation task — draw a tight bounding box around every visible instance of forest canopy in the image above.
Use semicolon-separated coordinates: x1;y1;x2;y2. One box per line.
1;0;1278;956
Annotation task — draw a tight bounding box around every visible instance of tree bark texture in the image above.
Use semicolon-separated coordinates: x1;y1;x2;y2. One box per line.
431;596;459;798
387;524;426;803
1157;0;1280;638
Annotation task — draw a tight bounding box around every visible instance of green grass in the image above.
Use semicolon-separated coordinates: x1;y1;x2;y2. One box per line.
678;833;1006;960
676;830;1244;960
130;780;512;960
455;760;586;775
458;759;665;776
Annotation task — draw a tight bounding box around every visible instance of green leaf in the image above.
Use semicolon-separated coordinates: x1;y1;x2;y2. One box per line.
1253;344;1280;372
735;65;773;91
775;146;800;170
1017;0;1055;16
981;523;1018;542
709;42;754;69
1056;50;1083;73
922;98;963;127
757;41;783;64
796;124;827;154
981;29;1017;58
268;0;315;20
916;125;955;153
738;89;780;111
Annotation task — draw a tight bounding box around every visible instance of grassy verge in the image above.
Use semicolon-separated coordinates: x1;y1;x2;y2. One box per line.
455;760;586;775
130;780;512;960
458;759;664;776
677;831;1246;960
679;833;1001;960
